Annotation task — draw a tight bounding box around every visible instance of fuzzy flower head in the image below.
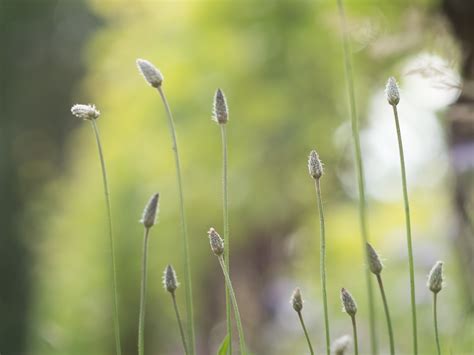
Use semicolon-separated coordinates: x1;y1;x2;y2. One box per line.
385;77;400;106
207;227;224;256
140;193;160;229
308;150;324;179
340;288;357;316
212;88;229;124
136;58;164;88
71;104;100;120
366;242;383;275
427;261;444;294
331;335;351;355
163;264;179;293
290;287;303;312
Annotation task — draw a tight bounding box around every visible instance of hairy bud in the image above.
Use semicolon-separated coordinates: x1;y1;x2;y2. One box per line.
163;264;179;293
136;58;164;88
212;88;229;124
341;288;357;317
366;242;383;275
71;104;100;120
290;287;303;312
385;77;400;106
427;261;444;294
308;150;323;179
331;335;351;355
140;193;160;229
207;227;224;256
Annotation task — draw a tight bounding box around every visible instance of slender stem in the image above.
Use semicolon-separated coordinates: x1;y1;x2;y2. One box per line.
138;228;150;355
391;105;418;355
433;293;441;355
336;1;377;353
314;179;331;355
90;120;122;355
297;311;315;355
218;256;247;355
376;274;395;355
156;86;196;355
171;292;189;355
351;315;359;355
220;124;232;354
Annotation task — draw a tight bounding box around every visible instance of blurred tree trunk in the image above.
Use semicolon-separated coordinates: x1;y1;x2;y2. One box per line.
442;0;474;312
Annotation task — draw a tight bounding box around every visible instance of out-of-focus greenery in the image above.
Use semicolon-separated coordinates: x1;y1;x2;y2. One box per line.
16;0;473;354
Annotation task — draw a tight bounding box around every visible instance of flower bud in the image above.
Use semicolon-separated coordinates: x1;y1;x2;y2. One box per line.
140;193;160;229
163;264;179;293
290;287;303;312
212;88;228;124
427;261;444;294
385;77;400;106
331;335;351;355
341;288;357;316
136;58;164;88
308;150;323;179
366;242;383;275
71;104;100;120
207;227;224;256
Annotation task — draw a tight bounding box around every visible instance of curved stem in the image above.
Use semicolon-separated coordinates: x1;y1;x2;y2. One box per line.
138;228;150;355
336;1;377;353
171;292;189;355
392;105;418;355
218;256;247;355
314;179;331;355
90;120;122;355
351;315;359;355
297;311;315;355
156;87;195;355
220;124;232;354
433;293;441;355
376;274;395;355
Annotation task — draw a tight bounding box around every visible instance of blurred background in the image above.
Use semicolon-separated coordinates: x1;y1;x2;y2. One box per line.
1;0;473;354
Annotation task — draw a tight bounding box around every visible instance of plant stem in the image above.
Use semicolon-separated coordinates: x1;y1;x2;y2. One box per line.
391;105;418;355
433;293;441;355
90;119;122;355
336;1;377;353
138;228;150;355
218;256;247;355
297;311;315;355
351;315;359;355
220;124;232;354
376;274;395;355
314;179;331;355
156;86;196;355
171;292;189;355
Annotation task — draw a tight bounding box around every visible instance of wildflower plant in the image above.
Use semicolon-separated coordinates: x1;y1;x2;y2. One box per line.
291;287;315;355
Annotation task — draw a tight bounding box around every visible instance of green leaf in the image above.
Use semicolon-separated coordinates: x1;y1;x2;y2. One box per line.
217;334;230;355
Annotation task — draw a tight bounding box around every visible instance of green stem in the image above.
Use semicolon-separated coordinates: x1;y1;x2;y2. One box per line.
138;228;150;355
171;292;189;355
336;1;377;353
156;86;196;355
90;120;122;355
391;105;418;355
314;179;331;355
376;274;395;355
351;315;359;355
218;256;247;355
220;124;232;354
297;311;315;355
433;293;441;355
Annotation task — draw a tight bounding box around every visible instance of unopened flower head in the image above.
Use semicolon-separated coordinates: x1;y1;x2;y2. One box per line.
163;264;179;293
140;193;160;229
71;104;100;120
308;150;323;179
340;288;357;316
212;88;228;124
385;77;400;106
331;335;351;355
290;287;303;312
427;261;444;294
136;58;164;88
207;227;224;256
366;242;383;275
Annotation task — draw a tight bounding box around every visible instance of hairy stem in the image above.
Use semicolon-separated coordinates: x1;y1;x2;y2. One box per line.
314;179;331;355
90;120;122;355
156;86;195;355
351;315;359;355
218;256;247;355
298;311;315;355
391;105;418;355
336;1;377;353
376;274;395;355
171;292;189;355
433;293;441;355
138;228;150;355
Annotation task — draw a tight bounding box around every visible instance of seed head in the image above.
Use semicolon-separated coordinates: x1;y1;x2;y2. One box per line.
427;261;444;294
308;150;323;179
290;287;303;312
71;104;100;120
207;227;224;256
340;288;357;316
331;335;351;355
163;264;179;293
140;193;160;229
212;88;228;124
136;58;164;88
385;77;400;106
366;242;383;275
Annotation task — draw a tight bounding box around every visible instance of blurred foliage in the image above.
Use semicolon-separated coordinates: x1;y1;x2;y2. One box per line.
0;0;471;354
